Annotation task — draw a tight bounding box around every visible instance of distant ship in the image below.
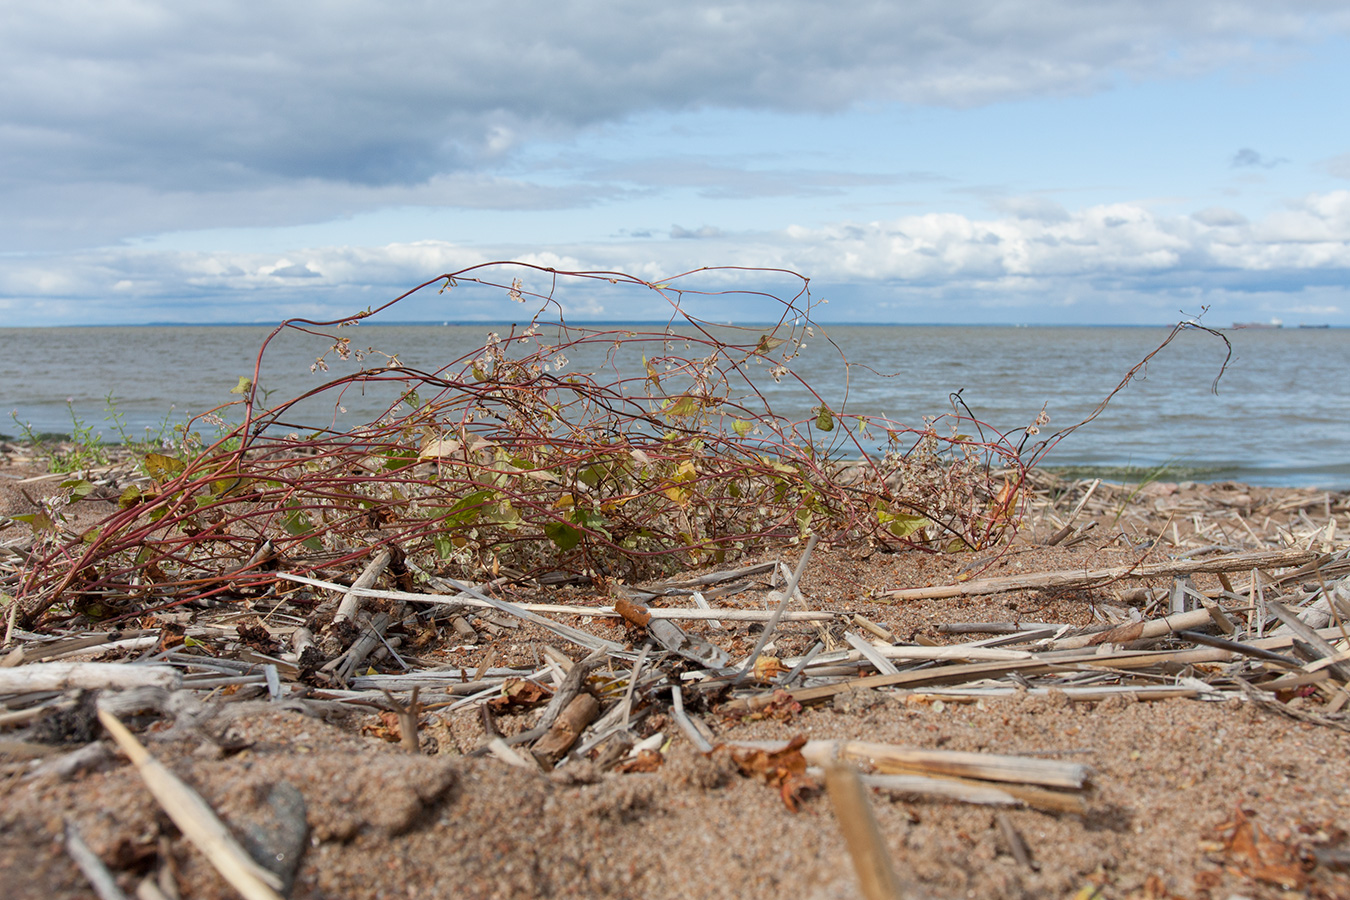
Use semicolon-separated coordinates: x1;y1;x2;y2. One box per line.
1231;319;1283;329
1298;323;1331;329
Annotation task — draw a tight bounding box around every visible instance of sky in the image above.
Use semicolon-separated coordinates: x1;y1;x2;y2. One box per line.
3;1;1350;326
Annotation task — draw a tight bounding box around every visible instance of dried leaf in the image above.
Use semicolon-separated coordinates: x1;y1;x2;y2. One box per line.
728;735;818;812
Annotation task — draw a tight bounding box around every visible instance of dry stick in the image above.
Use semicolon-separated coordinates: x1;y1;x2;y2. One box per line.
995;812;1038;870
0;662;181;693
64;820;130;900
97;709;285;900
279;573;624;653
332;548;392;625
670;685;714;753
380;686;421;753
275;573;833;622
845;632;900;675
825;763;907;900
620;642;652;730
532;693;601;765
1047;479;1102;545
1266;601;1350;683
875;548;1320;601
734;534;818;685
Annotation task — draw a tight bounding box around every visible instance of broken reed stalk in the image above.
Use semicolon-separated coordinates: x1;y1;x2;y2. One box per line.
734;532;818;685
876;548;1320;601
97;708;286;900
825;762;907;900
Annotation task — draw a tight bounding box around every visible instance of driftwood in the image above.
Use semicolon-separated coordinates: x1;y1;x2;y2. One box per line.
533;693;600;764
0;662;181;693
332;548;392;625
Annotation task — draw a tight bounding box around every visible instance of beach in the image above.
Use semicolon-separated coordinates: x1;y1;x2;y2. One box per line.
2;438;1348;900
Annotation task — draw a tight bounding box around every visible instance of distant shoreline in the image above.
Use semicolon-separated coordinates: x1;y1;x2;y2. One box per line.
3;321;1345;330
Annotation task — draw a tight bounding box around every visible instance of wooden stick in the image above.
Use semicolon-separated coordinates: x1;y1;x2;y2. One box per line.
875;549;1320;601
734;533;818;685
825;763;907;900
276;572;834;622
0;662;181;693
64;820;130;900
333;548;392;625
278;574;831;623
532;693;600;765
98;709;285;900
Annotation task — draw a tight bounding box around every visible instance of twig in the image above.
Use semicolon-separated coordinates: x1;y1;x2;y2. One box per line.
734;533;818;685
0;662;181;693
64;820;131;900
332;548;392;626
875;549;1320;601
825;762;907;900
97;709;285;900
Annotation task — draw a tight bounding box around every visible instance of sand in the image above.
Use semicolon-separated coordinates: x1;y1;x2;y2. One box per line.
2;444;1349;900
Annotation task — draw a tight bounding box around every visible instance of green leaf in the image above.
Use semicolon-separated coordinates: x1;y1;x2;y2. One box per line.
118;485;143;508
814;406;834;432
441;489;496;527
61;479;96;500
433;533;456;560
12;512;54;533
229;376;253;395
732;419;753;438
878;510;930;539
543;521;581;551
280;506;324;552
755;334;787;353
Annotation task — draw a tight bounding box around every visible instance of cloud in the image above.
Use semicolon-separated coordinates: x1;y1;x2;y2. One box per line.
1321;152;1350;179
4;1;1348;247
593;158;941;199
1192;207;1248;227
4;191;1349;324
1231;148;1289;168
268;263;320;279
670;225;725;240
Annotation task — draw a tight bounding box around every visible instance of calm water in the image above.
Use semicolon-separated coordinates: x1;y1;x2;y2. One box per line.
2;324;1347;488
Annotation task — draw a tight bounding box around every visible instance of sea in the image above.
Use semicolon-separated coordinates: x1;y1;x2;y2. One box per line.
2;323;1347;489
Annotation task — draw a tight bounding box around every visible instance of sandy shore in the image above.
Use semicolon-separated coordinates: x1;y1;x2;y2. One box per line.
2;445;1349;900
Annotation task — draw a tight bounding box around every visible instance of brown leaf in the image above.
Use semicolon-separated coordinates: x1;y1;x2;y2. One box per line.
614;596;651;627
617;749;665;773
1214;807;1308;891
361;711;403;744
486;678;553;713
728;735;819;812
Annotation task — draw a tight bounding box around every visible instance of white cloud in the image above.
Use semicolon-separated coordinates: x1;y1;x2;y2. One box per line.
4;191;1349;324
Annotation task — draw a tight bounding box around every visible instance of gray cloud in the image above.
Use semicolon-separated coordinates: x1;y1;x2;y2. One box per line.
1321;152;1350;179
3;1;1346;247
1231;148;1289;169
670;225;726;239
593;158;942;199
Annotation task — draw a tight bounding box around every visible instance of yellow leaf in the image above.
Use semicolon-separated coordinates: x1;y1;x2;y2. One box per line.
141;452;186;483
755;334;786;353
418;438;461;460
